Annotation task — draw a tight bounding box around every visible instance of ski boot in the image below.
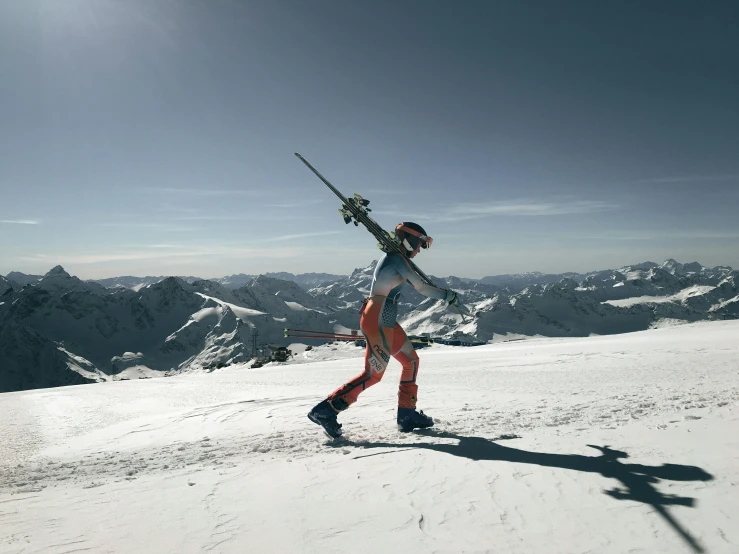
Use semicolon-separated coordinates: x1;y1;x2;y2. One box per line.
397;407;434;432
308;399;345;439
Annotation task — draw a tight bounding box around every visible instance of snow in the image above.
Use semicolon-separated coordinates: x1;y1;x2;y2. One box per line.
709;294;739;312
114;365;164;380
603;285;717;307
57;346;107;382
194;292;266;319
283;300;328;314
1;320;738;553
7;260;733;394
282;341;365;364
624;270;646;281
650;318;691;329
281;300;327;315
165;319;197;341
191;307;222;322
489;331;543;343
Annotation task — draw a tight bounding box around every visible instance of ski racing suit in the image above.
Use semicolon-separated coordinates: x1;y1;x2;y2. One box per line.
328;252;448;410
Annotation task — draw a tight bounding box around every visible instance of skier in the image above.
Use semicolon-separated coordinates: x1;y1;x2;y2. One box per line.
308;222;464;438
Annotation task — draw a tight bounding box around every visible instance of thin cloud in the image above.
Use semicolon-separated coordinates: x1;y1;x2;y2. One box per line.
632;174;739;184
141;187;262;197
363;188;413;196
371;210;431;220
155;205;201;214
97;222;201;232
168;215;245;221
19;252;206;264
572;230;739;241
263;231;342;242
263;199;325;208
1;219;40;225
374;200;617;223
441;200;618;221
20;244;301;265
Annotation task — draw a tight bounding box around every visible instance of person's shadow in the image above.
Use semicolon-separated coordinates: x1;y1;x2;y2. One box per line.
336;430;714;553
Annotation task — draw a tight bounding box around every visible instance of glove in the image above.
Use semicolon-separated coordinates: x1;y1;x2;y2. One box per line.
445;289;461;307
445;289;470;314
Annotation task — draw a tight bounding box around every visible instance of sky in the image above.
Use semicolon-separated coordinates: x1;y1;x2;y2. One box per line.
1;0;738;280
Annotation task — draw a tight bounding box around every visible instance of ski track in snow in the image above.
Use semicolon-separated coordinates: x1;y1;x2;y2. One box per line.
1;321;738;553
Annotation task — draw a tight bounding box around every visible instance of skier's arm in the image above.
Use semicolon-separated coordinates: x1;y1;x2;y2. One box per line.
396;256;448;301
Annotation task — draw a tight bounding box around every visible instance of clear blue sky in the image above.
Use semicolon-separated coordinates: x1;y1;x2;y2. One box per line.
1;0;738;279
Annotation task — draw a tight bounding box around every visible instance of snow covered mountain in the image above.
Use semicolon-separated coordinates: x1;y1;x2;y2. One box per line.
93;275;183;291
0;275;15;296
2;259;737;393
308;259;738;341
5;271;42;286
88;271;345;291
0;321;106;392
263;272;344;289
479;270;586;292
401;262;739;341
0;267;361;392
206;272;344;290
309;262;376;310
209;273;255;289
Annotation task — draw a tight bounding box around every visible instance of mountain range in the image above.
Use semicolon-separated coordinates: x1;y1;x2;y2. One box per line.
1;259;736;393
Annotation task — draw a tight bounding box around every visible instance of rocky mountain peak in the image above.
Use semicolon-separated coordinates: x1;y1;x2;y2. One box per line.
1;275;14;295
660;259;683;274
6;271;42;286
33;266;108;296
45;265;72;279
155;276;186;290
349;262;377;280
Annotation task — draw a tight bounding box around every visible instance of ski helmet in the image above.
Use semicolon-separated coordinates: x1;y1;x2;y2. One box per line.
395;222;433;258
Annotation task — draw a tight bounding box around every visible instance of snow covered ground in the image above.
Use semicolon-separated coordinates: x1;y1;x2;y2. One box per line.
603;285;717;307
1;321;738;553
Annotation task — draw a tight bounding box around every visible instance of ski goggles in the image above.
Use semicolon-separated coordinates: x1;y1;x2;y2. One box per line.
396;225;433;249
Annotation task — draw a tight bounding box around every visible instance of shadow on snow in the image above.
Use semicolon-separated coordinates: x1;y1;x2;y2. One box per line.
336;430;714;553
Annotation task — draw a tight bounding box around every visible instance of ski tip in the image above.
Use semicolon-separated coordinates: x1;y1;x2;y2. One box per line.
294;152;302;158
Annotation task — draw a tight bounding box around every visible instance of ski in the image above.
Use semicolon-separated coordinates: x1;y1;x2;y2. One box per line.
294;153;448;293
294;152;469;321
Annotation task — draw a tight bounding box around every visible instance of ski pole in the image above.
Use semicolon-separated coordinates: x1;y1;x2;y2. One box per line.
285;332;364;340
285;327;363;336
286;333;366;341
284;327;363;337
284;330;365;341
289;335;365;342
